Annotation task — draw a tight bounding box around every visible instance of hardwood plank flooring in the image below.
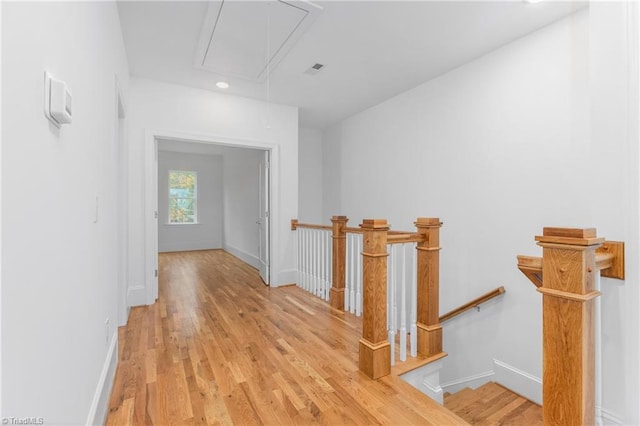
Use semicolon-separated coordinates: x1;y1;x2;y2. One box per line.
107;250;467;425
444;383;542;426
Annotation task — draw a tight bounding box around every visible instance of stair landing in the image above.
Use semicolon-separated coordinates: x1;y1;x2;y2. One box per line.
444;382;542;425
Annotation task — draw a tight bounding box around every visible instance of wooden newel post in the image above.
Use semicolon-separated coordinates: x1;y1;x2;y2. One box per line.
536;228;602;426
330;216;349;310
415;218;445;358
359;219;391;379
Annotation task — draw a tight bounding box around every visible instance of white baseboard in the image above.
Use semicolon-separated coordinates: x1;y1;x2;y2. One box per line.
493;359;542;405
223;243;261;270
598;406;624;426
276;269;298;288
127;285;146;307
86;332;118;426
441;370;495;394
401;359;445;404
158;241;221;253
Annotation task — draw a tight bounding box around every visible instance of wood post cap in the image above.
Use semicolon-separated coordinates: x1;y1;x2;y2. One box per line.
331;215;349;222
360;219;389;229
535;227;604;246
414;217;442;227
543;227;596;238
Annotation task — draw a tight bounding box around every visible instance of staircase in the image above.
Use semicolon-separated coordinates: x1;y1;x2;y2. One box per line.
444;382;542;425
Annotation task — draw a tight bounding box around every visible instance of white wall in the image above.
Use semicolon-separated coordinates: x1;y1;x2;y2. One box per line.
1;2;129;424
128;77;298;304
158;151;223;252
222;149;263;268
589;2;640;423
0;0;4;417
323;8;639;423
323;125;341;222
299;127;324;223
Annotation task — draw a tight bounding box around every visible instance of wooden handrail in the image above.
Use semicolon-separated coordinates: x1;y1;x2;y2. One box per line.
344;226;365;234
388;229;416;235
292;221;423;238
439;286;505;323
291;219;332;231
387;233;426;244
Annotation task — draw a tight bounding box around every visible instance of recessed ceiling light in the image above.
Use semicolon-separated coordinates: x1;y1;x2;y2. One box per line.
216;81;229;89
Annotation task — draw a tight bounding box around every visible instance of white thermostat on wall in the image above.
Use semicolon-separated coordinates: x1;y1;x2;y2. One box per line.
44;71;72;127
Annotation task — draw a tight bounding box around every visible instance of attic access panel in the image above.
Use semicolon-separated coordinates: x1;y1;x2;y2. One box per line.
195;0;322;82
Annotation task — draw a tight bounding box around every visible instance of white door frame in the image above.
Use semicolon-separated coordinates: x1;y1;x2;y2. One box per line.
115;76;128;326
258;150;270;285
143;129;278;305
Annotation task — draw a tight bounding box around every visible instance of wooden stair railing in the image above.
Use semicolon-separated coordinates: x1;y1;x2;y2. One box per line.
293;216;514;382
517;227;625;426
357;217;446;378
293;216;446;379
439;286;506;323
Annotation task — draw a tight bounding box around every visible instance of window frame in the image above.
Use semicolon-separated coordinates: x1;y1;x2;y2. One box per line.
167;170;198;224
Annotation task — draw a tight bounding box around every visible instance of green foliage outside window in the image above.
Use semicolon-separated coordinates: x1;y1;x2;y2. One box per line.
169;170;197;223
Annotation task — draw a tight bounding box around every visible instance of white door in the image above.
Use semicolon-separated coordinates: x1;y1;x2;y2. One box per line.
258;150;270;285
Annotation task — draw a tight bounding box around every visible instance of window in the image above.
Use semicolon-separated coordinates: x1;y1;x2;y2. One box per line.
168;170;197;224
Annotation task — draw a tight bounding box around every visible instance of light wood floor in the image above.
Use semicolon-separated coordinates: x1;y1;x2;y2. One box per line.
106;250;467;425
444;383;542;425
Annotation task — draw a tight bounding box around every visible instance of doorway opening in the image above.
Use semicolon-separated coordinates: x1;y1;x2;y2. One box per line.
144;131;275;304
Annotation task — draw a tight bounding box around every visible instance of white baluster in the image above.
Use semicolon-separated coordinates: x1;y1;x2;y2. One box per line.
318;230;322;297
304;229;311;291
312;230;318;296
328;231;333;301
317;230;322;297
301;229;306;291
388;245;396;366
318;231;322;295
358;234;362;314
410;243;417;357
344;233;351;310
300;229;305;290
328;230;332;301
351;234;357;313
323;230;327;299
320;230;324;298
296;228;302;287
399;243;408;362
353;233;358;313
323;231;329;300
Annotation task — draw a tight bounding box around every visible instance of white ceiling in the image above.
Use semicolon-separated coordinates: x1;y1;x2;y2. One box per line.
118;0;586;130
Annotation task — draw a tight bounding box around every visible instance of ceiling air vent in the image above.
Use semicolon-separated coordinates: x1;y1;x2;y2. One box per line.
305;63;325;75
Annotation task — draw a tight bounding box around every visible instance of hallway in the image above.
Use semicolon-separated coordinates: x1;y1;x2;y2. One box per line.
106;250;465;425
